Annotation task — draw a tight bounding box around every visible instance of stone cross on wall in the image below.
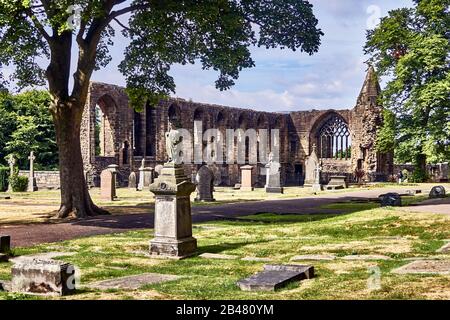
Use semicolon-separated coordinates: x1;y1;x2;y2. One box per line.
6;155;15;193
27;151;37;192
314;163;322;184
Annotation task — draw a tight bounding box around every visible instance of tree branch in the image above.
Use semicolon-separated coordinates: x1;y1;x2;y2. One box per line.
25;7;52;42
113;17;131;31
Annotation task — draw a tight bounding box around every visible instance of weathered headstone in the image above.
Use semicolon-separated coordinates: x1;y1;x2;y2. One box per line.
0;235;11;254
100;169;114;201
128;171;137;189
6;154;15;193
86;273;180;290
429;186;446;199
379;193;402;207
240;165;254;191
27;151;38;192
149;125;197;259
237;264;314;291
265;153;283;194
304;144;319;186
138;159;154;191
195;166;215;202
11;259;76;296
107;164;119;199
312;163;323;192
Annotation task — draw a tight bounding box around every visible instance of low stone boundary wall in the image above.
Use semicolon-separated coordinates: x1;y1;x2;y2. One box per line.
18;171;60;189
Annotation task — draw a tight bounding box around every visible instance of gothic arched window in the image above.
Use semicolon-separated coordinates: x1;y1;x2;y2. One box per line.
317;115;351;159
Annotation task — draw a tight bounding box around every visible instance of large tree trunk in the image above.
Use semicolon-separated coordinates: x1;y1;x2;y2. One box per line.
53;101;108;219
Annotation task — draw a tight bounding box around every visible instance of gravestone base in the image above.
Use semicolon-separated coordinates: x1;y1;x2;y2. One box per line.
312;184;323;193
150;237;197;260
195;197;216;202
149;163;197;259
11;259;76;296
265;187;284;194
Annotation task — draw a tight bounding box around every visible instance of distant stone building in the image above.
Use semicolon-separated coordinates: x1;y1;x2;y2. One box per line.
81;66;393;187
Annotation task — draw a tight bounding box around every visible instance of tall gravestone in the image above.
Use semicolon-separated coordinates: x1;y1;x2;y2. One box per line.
240;165;254;191
304;144;319;186
128;172;137;190
265;153;283;193
107;164;119;199
312;163;323;192
138;159;154;191
149;123;197;259
195;166;215;202
100;169;114;201
27;151;38;192
6;155;15;193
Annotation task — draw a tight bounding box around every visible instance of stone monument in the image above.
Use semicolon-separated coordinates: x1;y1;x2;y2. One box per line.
27;151;38;192
107;164;119;199
6;155;15;193
149;122;197;259
128;172;137;190
138;159;154;191
100;169;114;201
195;165;215;202
304;144;319;186
265;153;283;193
312;163;323;193
240;165;254;191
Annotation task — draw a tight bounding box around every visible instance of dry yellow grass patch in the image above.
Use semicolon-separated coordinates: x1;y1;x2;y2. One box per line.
324;261;378;275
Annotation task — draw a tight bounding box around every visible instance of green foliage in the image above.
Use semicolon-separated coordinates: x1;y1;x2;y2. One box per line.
0;166;8;192
0;90;57;169
365;0;450;166
0;1;323;102
411;167;429;183
9;171;28;192
376;109;396;153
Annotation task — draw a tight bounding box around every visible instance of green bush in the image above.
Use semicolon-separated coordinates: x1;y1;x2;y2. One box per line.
0;166;9;192
411;168;429;183
9;173;28;192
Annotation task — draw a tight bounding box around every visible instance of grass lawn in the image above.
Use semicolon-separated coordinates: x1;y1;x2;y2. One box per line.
1;200;449;300
1;183;447;225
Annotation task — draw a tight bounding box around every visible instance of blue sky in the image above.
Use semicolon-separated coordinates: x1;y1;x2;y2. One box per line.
11;0;414;112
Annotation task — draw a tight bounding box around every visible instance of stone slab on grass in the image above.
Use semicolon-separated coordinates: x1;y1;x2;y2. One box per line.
342;254;392;261
291;254;336;261
199;253;239;260
392;260;450;275
237;264;314;291
86;273;180;290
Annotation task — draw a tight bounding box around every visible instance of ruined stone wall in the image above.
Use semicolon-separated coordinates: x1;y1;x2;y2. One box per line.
82;67;392;187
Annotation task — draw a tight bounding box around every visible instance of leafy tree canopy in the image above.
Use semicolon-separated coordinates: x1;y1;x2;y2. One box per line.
0;0;323;109
366;0;450;166
0;90;57;169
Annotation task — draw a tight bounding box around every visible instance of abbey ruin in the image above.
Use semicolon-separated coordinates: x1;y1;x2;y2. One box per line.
81;66;394;187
